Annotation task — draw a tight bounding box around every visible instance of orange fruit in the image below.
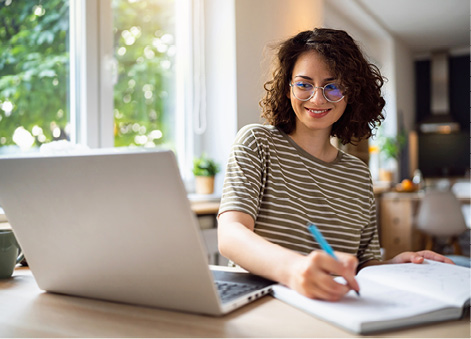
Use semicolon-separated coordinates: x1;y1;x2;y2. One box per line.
401;179;414;191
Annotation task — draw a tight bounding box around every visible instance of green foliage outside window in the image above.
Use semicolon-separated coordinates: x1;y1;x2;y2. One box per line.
112;0;175;148
0;0;69;150
0;0;175;151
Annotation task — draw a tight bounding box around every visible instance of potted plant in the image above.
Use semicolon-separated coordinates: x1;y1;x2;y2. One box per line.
192;154;220;194
378;133;405;182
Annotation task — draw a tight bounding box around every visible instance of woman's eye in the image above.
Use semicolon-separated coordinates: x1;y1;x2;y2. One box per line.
295;82;312;90
325;83;339;91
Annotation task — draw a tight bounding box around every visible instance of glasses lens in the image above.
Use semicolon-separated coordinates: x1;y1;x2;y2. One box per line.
324;83;343;102
292;81;313;100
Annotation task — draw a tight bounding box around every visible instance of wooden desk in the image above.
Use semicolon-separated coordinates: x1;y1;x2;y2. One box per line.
1;267;469;338
191;200;220;216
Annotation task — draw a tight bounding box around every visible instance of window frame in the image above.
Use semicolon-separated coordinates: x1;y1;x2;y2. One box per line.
71;0;195;182
70;0;113;148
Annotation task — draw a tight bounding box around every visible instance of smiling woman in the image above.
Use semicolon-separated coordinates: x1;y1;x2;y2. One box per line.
216;28;452;303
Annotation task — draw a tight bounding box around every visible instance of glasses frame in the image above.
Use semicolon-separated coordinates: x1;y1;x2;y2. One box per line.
289;81;345;103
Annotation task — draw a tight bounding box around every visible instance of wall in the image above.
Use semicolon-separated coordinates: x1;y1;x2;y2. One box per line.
394;41;415;132
393;40;414;179
201;0;238;193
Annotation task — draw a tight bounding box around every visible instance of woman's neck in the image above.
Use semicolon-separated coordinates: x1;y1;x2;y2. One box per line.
289;128;338;163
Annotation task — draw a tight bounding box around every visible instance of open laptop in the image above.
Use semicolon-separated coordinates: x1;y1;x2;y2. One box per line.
0;148;274;315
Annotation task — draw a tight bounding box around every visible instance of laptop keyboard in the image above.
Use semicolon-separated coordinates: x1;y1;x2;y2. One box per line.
215;280;263;303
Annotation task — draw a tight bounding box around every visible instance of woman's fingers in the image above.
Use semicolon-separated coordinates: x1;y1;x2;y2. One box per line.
290;251;359;300
389;250;455;265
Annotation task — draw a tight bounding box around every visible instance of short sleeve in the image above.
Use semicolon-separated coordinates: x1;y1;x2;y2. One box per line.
218;125;267;221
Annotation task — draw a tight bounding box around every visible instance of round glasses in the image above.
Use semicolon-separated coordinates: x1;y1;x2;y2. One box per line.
289;81;344;103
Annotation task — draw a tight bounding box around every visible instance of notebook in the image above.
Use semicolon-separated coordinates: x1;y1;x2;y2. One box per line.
0;148;274;315
272;259;470;334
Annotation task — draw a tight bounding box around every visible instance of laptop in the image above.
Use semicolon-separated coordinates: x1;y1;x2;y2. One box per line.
0;148;274;315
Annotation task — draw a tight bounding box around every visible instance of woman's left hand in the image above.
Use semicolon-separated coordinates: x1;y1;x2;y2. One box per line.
388;250;455;265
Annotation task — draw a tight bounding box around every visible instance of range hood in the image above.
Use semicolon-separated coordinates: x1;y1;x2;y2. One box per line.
419;51;460;134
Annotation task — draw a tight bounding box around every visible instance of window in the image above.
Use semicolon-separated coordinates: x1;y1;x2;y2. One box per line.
0;0;208;185
0;0;180;154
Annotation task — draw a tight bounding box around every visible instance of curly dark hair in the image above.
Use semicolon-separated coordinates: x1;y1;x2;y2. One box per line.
260;28;386;145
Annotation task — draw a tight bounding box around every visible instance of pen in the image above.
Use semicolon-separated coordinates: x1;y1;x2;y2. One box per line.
307;223;360;296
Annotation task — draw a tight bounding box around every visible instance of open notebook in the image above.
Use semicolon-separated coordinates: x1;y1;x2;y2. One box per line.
272;259;470;334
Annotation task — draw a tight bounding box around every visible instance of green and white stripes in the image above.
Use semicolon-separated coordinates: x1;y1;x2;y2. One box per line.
219;124;381;266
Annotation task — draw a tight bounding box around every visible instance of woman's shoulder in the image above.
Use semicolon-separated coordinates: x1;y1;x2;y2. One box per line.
237;123;277;135
338;150;372;175
235;123;282;143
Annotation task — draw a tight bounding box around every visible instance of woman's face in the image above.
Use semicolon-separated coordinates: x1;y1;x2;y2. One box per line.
289;51;347;135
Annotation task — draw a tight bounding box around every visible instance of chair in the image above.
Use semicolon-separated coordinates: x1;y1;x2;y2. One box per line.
452;181;471;229
415;188;468;255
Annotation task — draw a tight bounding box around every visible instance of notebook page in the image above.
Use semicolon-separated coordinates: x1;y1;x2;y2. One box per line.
272;277;457;334
357;260;470;306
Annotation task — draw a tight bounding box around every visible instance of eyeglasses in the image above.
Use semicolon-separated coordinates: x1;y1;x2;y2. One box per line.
289;81;344;103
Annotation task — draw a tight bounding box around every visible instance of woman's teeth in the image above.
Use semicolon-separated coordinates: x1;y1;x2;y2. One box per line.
307;108;328;114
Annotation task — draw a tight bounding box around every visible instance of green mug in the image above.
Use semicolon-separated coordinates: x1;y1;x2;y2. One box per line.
0;229;24;279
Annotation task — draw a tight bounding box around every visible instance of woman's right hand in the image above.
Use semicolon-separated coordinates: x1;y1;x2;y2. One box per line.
287;251;359;301
218;211;359;301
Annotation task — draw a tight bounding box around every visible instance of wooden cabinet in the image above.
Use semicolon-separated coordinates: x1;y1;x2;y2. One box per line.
379;193;424;259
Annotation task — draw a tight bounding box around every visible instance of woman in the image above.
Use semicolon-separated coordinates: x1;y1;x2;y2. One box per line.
217;28;452;301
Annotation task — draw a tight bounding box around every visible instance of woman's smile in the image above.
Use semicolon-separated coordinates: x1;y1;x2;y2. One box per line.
305;107;331;118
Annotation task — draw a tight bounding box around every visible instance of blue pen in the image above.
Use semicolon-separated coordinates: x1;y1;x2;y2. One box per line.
307;223;360;296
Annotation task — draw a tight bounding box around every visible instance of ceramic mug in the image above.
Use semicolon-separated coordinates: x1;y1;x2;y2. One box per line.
0;229;24;279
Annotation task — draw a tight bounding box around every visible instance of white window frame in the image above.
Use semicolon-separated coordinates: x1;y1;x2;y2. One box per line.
70;0;197;183
70;0;113;148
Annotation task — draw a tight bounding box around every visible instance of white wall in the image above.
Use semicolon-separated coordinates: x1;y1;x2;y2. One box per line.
202;0;238;193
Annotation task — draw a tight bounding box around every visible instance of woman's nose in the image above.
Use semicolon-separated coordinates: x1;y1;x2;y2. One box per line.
309;87;327;104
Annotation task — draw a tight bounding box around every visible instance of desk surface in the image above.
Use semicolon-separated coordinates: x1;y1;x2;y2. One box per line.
0;267;469;338
190;200;220;215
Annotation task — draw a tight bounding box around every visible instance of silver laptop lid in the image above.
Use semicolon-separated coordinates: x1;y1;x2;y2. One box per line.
0;149;224;315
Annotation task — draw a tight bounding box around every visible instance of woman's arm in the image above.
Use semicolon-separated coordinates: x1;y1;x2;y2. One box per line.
218;210;360;301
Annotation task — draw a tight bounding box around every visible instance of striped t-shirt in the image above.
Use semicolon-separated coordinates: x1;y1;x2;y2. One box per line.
218;124;381;266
